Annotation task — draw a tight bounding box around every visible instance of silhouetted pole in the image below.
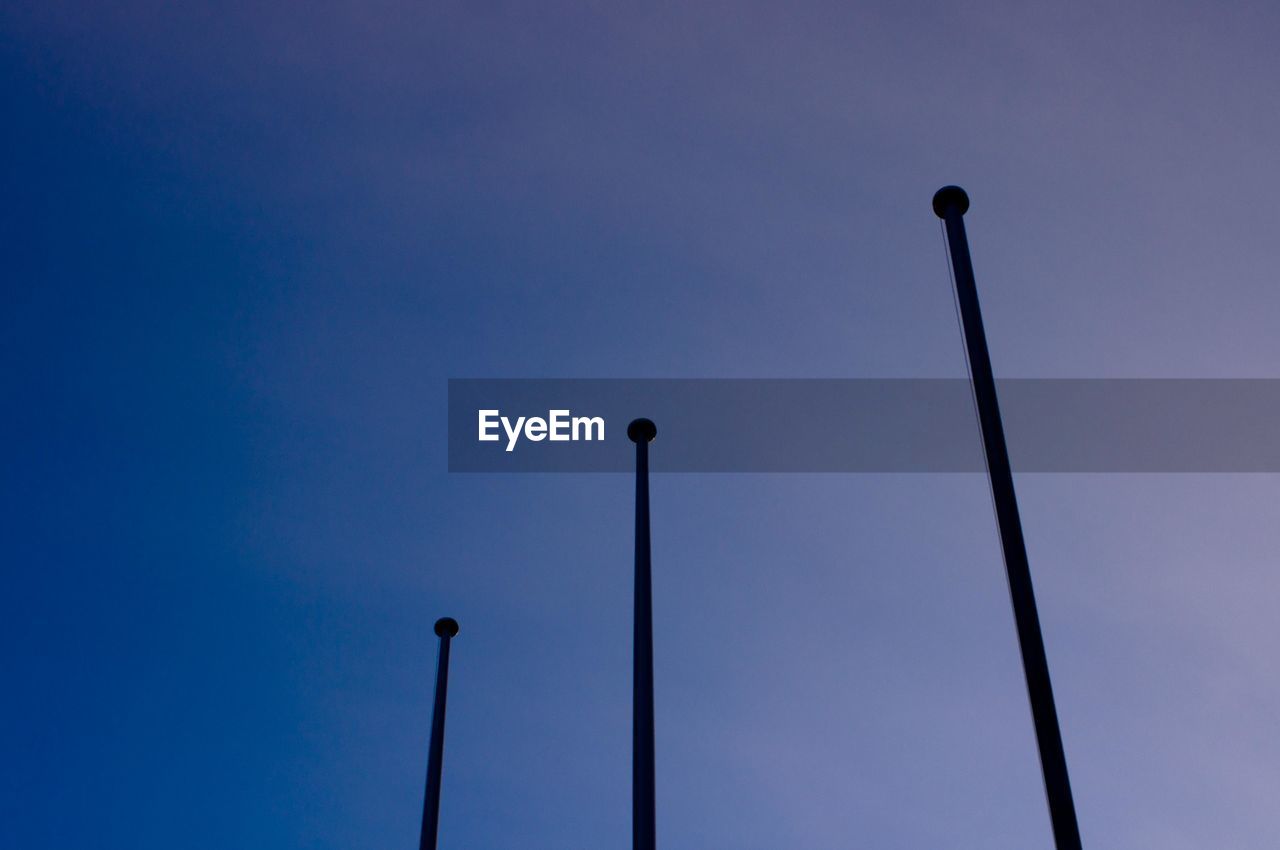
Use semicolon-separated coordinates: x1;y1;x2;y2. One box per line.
628;418;658;850
934;186;1083;850
419;616;459;850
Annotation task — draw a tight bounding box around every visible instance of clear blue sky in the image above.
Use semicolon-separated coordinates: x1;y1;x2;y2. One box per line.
4;2;1280;847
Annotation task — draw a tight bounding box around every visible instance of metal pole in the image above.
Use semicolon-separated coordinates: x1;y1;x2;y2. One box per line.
933;186;1083;850
628;418;658;850
419;616;459;850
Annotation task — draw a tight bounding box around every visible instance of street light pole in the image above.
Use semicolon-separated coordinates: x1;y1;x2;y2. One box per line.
419;616;460;850
628;417;658;850
934;186;1083;850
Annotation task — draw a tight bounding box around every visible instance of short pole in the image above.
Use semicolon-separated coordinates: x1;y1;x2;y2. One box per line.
628;418;658;850
419;616;460;850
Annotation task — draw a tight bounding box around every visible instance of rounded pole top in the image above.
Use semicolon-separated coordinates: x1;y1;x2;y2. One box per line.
932;185;970;218
627;418;657;443
434;617;460;638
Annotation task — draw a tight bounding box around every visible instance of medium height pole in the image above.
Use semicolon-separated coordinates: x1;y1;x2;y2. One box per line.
933;186;1083;850
628;417;658;850
419;616;459;850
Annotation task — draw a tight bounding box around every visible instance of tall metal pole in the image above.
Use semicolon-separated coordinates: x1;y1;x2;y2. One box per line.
628;417;658;850
419;616;459;850
933;186;1083;850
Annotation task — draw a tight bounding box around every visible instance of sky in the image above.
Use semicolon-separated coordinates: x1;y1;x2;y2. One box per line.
4;1;1280;847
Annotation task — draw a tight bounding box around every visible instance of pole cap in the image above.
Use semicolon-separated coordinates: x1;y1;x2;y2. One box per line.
932;185;970;218
627;418;657;443
434;617;460;638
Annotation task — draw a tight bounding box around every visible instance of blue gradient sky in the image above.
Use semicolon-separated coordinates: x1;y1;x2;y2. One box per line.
4;2;1280;847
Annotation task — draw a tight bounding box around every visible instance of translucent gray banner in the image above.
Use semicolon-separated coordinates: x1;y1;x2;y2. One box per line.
447;379;1280;472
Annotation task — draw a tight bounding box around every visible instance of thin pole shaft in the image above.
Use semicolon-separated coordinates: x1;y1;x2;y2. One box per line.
628;418;657;850
934;187;1083;850
420;617;459;850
